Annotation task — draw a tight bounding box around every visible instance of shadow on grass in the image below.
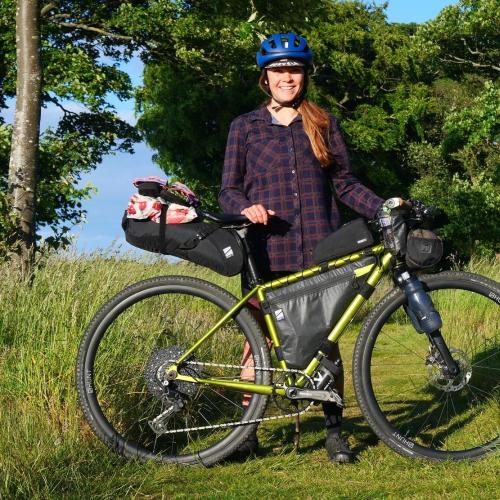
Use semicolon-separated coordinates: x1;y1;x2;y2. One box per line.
257;414;380;460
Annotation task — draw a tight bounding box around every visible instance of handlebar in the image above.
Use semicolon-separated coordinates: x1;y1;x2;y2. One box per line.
375;199;443;231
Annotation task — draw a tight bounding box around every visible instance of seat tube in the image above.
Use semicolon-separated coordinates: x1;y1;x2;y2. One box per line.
236;227;262;286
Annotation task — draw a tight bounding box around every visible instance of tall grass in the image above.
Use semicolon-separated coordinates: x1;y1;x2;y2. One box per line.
1;253;498;498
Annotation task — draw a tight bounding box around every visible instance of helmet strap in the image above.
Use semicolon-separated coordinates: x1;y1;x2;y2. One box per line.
271;93;305;110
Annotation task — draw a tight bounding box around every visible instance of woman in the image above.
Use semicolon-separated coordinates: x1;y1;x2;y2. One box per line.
219;32;384;463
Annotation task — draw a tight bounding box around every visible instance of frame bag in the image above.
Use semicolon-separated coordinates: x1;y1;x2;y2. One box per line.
122;212;245;277
264;256;376;368
313;218;374;264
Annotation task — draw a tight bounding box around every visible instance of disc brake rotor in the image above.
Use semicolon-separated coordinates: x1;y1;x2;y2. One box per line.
427;348;472;392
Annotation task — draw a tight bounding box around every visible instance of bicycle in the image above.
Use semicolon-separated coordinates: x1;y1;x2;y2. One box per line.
76;201;499;466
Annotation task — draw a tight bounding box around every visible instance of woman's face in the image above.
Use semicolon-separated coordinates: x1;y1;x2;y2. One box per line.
266;66;305;104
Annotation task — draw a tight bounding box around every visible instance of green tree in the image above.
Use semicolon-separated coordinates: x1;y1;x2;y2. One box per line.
405;0;500;257
137;1;417;207
1;0;142;275
137;0;324;207
137;0;498;258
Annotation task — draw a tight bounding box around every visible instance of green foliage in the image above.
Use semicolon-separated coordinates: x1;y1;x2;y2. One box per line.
407;77;499;257
411;172;499;257
135;0;498;259
0;0;142;254
443;80;499;161
413;0;500;79
2;0;497;260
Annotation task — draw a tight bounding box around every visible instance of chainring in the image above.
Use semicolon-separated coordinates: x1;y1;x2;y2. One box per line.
144;346;201;400
271;371;314;413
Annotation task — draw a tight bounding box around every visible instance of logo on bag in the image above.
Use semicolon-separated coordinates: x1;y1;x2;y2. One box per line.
274;309;285;321
222;246;234;259
357;238;368;244
421;241;432;253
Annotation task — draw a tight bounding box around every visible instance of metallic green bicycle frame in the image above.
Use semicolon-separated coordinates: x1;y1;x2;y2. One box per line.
172;244;393;396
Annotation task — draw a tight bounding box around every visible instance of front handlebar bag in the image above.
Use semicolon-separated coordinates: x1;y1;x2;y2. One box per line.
313;218;374;264
263;256;376;369
405;229;443;269
122;212;245;277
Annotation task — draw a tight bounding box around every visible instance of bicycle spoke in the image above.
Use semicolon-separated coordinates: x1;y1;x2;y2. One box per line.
357;274;500;459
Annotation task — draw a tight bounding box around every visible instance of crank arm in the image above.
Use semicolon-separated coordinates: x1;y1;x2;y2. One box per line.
285;387;343;406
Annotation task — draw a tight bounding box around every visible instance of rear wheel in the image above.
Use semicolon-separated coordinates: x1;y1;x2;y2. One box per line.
76;276;271;466
353;271;499;461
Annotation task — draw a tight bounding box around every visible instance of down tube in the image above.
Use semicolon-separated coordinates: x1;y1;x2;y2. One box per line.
299;252;393;382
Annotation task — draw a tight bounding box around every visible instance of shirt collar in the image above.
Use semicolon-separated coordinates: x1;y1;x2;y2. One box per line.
248;105;302;125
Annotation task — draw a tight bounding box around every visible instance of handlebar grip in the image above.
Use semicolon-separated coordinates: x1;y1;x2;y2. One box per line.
381;198;412;214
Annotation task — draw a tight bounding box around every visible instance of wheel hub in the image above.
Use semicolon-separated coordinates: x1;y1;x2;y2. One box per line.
144;346;200;401
427;348;472;392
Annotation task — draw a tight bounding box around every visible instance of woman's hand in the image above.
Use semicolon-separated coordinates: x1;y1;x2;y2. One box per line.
241;204;276;225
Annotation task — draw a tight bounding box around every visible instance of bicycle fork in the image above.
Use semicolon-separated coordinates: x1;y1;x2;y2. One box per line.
394;268;460;377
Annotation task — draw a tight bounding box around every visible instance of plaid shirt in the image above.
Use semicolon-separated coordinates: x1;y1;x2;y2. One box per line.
219;105;383;272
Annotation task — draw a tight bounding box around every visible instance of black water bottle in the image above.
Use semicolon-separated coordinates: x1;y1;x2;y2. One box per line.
401;273;442;334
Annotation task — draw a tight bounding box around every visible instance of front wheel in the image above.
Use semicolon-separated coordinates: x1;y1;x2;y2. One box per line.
76;275;271;466
353;271;499;461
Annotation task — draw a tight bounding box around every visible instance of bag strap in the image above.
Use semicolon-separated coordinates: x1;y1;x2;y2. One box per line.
159;204;167;250
177;224;219;251
158;213;220;253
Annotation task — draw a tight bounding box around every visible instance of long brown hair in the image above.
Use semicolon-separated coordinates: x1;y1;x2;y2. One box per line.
259;71;333;166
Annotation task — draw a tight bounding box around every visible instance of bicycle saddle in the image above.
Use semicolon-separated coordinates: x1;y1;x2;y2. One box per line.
201;211;250;225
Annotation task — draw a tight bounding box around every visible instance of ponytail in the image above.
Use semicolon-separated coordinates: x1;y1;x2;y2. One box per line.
297;99;333;166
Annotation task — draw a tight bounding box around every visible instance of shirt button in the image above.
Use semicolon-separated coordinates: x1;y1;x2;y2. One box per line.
293;192;298;197
288;148;294;154
291;169;296;174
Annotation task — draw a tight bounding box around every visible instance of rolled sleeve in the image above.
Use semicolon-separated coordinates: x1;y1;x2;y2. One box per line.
218;118;252;214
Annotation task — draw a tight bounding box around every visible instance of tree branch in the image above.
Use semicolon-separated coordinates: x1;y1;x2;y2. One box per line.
41;2;59;18
53;21;133;41
440;54;500;72
339;92;349;105
43;93;78;115
460;37;485;57
48;13;71;20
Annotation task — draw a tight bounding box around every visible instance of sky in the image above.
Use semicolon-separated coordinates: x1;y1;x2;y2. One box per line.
1;1;459;254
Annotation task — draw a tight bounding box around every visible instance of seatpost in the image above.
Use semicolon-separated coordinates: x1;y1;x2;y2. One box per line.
235;227;262;287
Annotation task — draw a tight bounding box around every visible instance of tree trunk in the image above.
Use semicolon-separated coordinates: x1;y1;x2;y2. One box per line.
8;0;42;279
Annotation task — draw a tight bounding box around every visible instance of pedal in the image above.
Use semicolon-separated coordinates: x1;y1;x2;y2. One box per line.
285;387;343;407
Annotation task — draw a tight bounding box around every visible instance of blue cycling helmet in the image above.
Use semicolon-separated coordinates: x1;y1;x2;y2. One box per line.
256;32;313;69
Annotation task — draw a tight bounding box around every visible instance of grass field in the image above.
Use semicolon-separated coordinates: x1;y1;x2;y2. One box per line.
1;252;498;499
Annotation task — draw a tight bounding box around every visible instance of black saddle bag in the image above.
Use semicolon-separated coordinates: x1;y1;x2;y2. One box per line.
263;256;376;369
122;212;245;277
313;218;374;264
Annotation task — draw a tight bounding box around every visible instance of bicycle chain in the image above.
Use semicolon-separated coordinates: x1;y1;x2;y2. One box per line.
149;361;316;435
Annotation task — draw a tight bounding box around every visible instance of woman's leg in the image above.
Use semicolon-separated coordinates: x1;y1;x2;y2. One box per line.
323;343;353;463
240;299;272;406
322;343;344;434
